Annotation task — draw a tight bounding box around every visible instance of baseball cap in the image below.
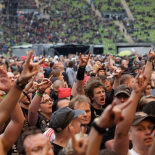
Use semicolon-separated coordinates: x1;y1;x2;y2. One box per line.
98;65;106;72
132;66;139;70
132;112;155;126
114;84;131;97
143;101;155;116
49;107;84;132
134;60;142;67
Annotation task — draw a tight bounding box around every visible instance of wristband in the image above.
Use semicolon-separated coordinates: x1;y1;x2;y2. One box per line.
38;88;44;94
79;65;85;69
91;120;106;135
77;67;85;80
37;91;43;97
148;59;153;62
23;91;31;102
14;77;27;90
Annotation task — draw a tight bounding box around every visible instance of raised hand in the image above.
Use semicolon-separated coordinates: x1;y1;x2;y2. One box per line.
148;49;154;61
92;63;102;74
132;50;137;56
70;126;89;155
39;76;53;91
133;66;148;93
112;68;122;78
109;54;113;59
24;77;35;93
19;50;45;84
0;68;12;92
96;99;132;128
79;52;91;67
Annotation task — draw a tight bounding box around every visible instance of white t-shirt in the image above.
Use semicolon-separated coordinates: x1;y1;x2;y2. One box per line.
129;149;140;155
43;128;55;143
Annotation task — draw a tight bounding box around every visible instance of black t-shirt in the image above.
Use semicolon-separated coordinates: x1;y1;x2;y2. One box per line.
100;126;116;150
36;113;50;132
88;104;103;126
51;143;63;155
104;89;114;108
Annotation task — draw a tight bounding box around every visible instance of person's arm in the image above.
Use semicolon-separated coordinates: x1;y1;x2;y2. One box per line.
113;68;149;155
132;50;139;61
92;63;102;75
71;82;77;96
144;49;154;81
76;52;90;95
112;69;122;90
0;103;24;153
0;50;44;131
109;55;117;70
28;78;52;126
19;78;34;102
86;99;131;155
104;70;122;107
28;91;42;126
87;60;93;70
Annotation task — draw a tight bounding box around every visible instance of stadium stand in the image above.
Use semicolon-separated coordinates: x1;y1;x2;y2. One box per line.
125;0;155;43
0;0;128;54
18;0;38;9
94;0;126;13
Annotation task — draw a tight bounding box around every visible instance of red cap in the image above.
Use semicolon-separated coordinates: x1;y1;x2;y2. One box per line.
58;88;71;98
21;56;26;60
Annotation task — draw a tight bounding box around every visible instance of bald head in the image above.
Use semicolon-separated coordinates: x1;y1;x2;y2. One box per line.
53;80;65;97
53;80;65;89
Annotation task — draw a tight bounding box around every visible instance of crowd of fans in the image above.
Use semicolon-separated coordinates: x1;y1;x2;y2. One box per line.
0;49;155;155
0;1;155;154
18;0;37;9
1;0;155;54
0;0;127;54
94;0;125;13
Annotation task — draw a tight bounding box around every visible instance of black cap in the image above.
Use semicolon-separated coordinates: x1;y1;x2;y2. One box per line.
134;60;142;67
97;66;106;72
49;107;84;132
114;84;131;97
132;66;139;70
132;112;155;126
143;101;155;116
